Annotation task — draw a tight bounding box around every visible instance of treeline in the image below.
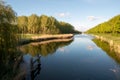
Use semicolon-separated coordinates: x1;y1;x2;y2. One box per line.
87;15;120;34
17;15;80;34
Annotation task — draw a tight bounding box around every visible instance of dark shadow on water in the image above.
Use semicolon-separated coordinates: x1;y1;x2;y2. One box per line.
30;54;41;80
0;53;23;80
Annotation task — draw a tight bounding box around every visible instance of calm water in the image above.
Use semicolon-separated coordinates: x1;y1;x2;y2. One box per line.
20;34;120;80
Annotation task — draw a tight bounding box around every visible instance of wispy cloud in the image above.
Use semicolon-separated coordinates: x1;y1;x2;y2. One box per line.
55;12;70;18
87;16;103;21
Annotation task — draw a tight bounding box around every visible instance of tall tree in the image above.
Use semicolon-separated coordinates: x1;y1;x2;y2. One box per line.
0;1;22;80
0;0;18;61
28;14;39;33
17;16;28;33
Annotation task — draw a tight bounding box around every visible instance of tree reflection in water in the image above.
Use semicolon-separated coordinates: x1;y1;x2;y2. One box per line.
0;52;23;80
19;38;73;80
20;38;73;57
93;39;120;64
30;54;41;80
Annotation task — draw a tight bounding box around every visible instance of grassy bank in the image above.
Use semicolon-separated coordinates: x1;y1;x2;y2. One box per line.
19;34;42;39
93;33;120;45
19;34;73;39
91;33;120;54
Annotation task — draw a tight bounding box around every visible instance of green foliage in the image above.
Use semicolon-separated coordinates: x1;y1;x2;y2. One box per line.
0;0;18;63
87;15;120;34
0;1;21;80
17;16;28;33
58;22;76;33
0;1;16;24
39;15;60;34
17;14;79;34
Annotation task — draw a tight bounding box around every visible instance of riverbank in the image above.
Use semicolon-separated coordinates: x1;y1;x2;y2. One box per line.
92;34;120;54
19;34;73;45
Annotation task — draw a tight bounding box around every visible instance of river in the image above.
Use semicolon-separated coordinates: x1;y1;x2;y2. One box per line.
19;34;120;80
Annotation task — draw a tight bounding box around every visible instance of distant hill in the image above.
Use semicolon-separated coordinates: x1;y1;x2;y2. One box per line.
86;15;120;34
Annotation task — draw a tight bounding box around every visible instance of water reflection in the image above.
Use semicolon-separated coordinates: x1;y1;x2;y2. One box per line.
87;45;96;51
18;38;73;80
30;54;41;80
20;38;73;56
18;54;41;80
93;39;120;64
2;34;120;80
0;52;23;80
93;39;120;79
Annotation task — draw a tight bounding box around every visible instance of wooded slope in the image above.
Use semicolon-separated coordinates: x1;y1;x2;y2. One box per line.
87;15;120;34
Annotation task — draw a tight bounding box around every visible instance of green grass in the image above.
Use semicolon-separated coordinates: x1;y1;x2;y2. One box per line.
18;34;73;40
18;34;42;39
93;33;120;45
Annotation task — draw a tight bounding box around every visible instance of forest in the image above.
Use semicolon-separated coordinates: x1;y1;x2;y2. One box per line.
17;15;80;34
87;15;120;34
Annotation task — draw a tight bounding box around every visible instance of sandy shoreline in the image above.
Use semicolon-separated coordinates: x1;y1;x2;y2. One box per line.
19;34;74;45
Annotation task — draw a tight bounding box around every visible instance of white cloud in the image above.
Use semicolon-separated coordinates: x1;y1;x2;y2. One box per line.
55;12;70;18
87;16;102;21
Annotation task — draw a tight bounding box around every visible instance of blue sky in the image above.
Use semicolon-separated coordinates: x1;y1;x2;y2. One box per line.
5;0;120;31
